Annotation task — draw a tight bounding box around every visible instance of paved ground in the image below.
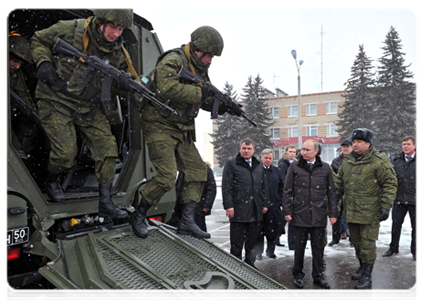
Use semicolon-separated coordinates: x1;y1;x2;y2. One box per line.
206;178;417;292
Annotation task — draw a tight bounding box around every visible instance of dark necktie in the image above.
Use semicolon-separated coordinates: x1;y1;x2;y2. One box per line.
406;156;412;163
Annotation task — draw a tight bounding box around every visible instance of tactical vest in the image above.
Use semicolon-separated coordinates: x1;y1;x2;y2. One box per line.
53;18;128;102
149;45;209;125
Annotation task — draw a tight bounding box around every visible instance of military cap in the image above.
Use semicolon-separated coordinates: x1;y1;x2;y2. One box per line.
351;128;374;144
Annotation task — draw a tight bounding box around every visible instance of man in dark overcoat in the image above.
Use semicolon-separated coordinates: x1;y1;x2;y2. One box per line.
383;136;416;260
256;149;284;259
222;138;269;268
283;139;338;289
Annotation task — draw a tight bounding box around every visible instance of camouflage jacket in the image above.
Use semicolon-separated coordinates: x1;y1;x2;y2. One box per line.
334;145;397;224
141;44;210;137
31;17;130;114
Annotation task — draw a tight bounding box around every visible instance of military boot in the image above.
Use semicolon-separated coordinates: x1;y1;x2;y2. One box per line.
351;259;363;280
131;200;151;238
98;184;128;219
45;170;65;202
355;263;373;289
177;204;211;239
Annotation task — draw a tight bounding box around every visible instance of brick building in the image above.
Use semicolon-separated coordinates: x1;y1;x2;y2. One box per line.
266;90;345;163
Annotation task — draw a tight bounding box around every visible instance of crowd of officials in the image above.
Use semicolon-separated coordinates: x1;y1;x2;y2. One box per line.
9;9;415;290
222;131;415;290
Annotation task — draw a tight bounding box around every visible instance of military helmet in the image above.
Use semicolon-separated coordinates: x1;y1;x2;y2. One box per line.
9;35;32;64
93;9;133;28
191;26;224;56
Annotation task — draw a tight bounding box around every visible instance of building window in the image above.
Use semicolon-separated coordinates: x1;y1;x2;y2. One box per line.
306;103;317;116
288;105;298;117
306;125;318;136
269;107;280;119
327;124;338;137
326;101;338;114
274;149;280;161
321;144;338;163
270;128;280;139
288;126;298;137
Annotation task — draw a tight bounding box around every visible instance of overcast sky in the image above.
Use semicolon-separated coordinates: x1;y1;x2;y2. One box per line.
137;1;418;157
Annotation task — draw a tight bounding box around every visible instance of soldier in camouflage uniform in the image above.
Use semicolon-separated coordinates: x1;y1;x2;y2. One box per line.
132;26;237;239
9;34;39;159
334;128;397;289
30;10;134;219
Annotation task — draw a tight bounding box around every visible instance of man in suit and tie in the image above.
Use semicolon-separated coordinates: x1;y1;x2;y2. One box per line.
222;138;269;268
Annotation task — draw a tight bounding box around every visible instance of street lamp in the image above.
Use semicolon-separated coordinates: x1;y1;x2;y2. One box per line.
291;50;303;149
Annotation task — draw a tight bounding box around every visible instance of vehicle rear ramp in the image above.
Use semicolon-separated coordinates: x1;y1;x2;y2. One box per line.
39;220;286;290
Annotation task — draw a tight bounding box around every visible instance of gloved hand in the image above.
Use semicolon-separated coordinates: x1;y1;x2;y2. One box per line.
117;75;137;91
201;86;211;101
377;207;390;221
227;102;243;116
37;61;61;88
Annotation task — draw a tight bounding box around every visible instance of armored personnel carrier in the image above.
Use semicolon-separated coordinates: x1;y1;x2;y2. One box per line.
7;9;285;290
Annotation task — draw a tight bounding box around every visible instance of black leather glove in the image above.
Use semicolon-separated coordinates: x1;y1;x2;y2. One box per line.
227;102;243;116
117;75;136;91
201;86;211;101
37;61;61;88
377;207;390;221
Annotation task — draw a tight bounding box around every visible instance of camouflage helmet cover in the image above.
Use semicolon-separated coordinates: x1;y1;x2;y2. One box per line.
191;26;224;56
9;35;32;64
93;9;133;28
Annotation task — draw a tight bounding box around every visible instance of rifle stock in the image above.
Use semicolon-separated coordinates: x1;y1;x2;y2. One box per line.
52;38;177;115
177;66;257;127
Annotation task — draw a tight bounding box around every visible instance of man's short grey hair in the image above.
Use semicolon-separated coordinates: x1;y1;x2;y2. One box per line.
261;148;274;156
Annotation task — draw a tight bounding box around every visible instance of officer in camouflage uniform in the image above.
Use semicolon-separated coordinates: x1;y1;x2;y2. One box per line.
334;128;397;289
132;26;237;239
30;10;134;219
9;34;39;159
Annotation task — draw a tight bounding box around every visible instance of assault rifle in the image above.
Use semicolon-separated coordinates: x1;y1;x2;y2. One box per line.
177;66;257;127
52;38;176;115
9;88;41;126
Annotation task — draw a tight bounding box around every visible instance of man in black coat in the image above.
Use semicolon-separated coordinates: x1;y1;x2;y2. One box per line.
256;149;284;259
278;144;297;249
222;138;269;268
328;139;352;246
195;162;217;232
383;136;416;260
283;140;338;289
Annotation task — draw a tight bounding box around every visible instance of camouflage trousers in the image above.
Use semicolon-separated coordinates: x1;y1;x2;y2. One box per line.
38;100;117;184
141;131;206;206
348;222;380;265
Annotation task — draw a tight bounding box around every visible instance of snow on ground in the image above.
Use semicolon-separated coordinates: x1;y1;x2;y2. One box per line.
273;213;413;259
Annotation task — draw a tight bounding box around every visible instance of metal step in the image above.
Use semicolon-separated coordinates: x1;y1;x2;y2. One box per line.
39;221;286;289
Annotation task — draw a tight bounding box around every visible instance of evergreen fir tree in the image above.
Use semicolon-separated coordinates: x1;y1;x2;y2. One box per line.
336;44;376;141
238;74;274;155
374;26;416;154
210;82;245;167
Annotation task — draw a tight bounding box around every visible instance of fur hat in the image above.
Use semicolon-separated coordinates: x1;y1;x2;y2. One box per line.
351;128;374;144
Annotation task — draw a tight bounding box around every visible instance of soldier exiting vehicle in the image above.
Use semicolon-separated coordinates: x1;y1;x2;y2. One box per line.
31;10;136;219
131;26;233;239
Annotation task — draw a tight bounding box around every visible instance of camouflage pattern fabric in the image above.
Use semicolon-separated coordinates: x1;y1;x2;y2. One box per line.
141;131;206;206
334;145;397;265
30;17;130;183
348;223;379;265
334;145;397;225
140;44;209;206
38;99;117;184
31;17;129;113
